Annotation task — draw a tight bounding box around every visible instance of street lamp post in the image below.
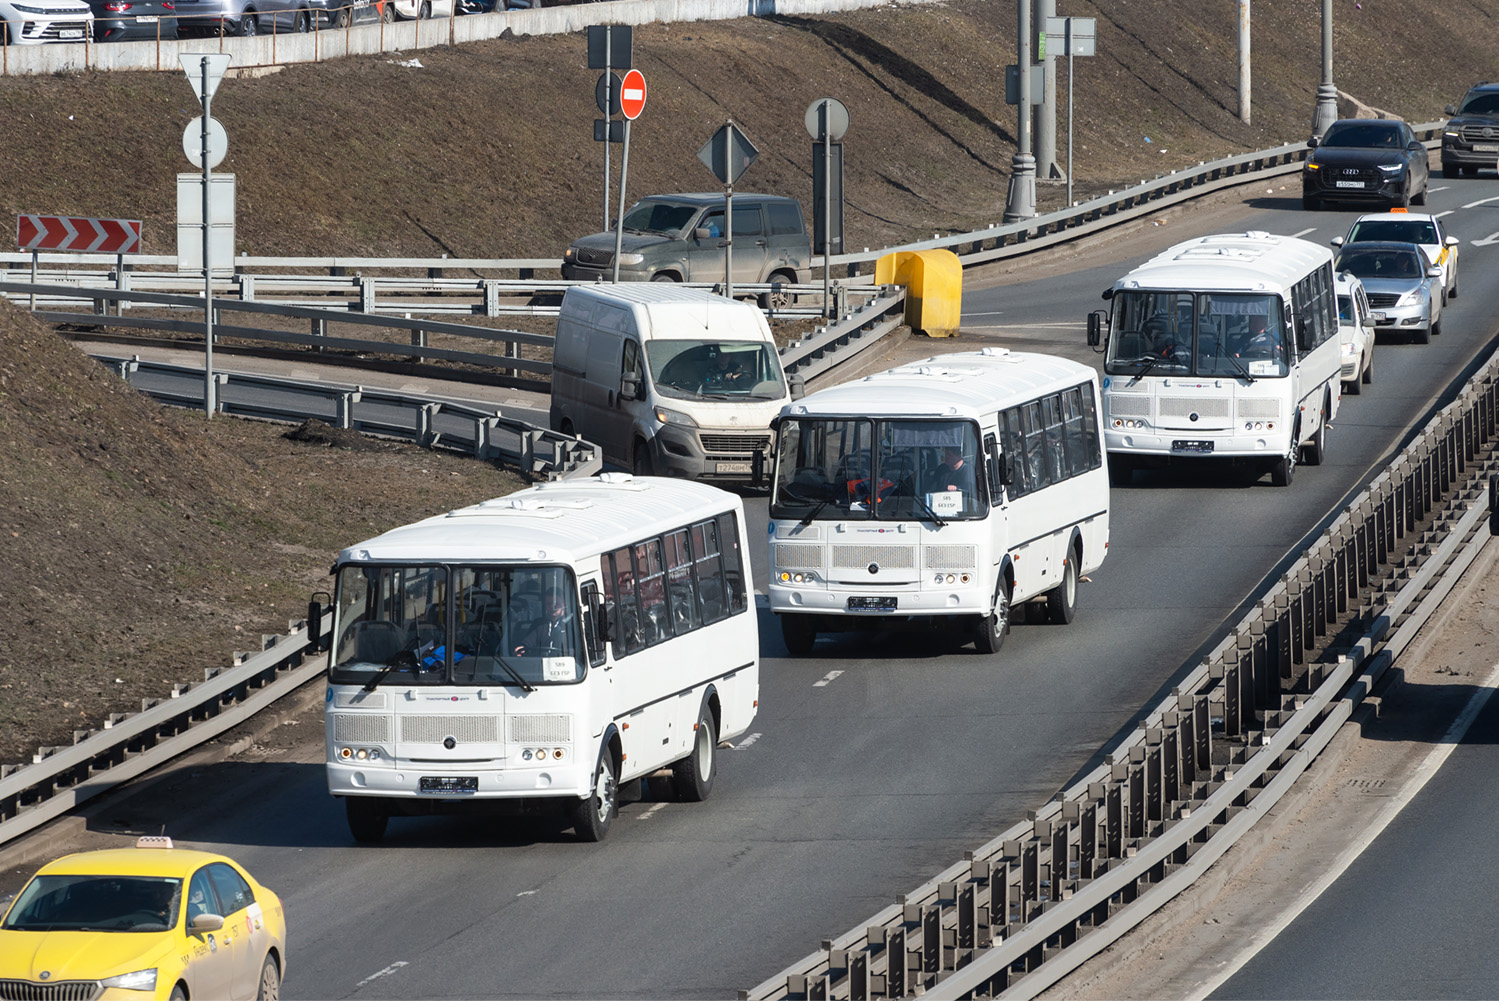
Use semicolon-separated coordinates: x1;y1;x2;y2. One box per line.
1311;0;1338;138
1003;0;1037;222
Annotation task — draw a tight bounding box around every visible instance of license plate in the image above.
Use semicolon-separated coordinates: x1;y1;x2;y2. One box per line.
59;28;83;37
847;596;897;612
419;775;477;794
1335;180;1365;189
716;461;752;474
137;14;157;20
1171;439;1214;453
1474;144;1499;152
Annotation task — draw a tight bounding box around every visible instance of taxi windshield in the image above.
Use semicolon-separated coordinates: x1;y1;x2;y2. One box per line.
1346;219;1437;245
3;874;181;933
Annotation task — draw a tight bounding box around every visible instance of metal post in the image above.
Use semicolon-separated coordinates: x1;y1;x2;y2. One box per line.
724;180;734;301
1311;0;1337;138
822;104;832;319
1066;25;1074;207
29;249;37;311
201;57;215;418
1034;0;1060;180
1003;0;1037;222
611;118;631;283
1237;0;1251;124
603;27;611;233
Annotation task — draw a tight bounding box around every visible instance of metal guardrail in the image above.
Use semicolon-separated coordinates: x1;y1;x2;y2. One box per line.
781;286;908;381
95;354;602;480
746;326;1499;998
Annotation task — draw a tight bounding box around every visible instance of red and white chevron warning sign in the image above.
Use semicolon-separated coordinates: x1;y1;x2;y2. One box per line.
17;214;142;254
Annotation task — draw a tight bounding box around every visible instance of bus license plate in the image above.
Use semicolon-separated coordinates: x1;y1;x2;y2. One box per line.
1171;440;1214;453
716;461;752;474
420;775;477;794
1335;181;1365;189
847;596;897;612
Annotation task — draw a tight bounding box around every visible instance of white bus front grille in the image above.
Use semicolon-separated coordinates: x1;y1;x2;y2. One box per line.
333;713;391;743
924;545;977;570
508;714;572;743
1157;397;1231;418
400;715;500;743
832;545;916;568
1108;393;1151;417
1238;398;1280;420
776;544;823;569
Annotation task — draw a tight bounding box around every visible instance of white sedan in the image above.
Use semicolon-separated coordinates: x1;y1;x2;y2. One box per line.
0;0;92;43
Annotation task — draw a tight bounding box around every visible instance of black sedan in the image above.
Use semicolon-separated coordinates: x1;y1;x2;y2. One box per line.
1302;118;1429;211
89;0;177;39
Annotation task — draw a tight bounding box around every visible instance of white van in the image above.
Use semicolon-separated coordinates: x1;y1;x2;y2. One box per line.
549;283;804;484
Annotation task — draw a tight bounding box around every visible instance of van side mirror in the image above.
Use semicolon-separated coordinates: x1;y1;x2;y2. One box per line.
787;373;806;401
620;374;640;401
1087;310;1107;349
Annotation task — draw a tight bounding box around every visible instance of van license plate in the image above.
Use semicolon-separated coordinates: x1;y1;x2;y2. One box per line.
716;461;752;474
847;596;897;612
420;776;477;794
1171;440;1214;453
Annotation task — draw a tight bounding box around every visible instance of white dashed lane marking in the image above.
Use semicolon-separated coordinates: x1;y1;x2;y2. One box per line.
813;670;844;687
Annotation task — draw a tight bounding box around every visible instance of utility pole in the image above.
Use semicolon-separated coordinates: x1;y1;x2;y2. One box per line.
1033;0;1062;180
1311;0;1338;138
1003;0;1037;222
1238;0;1250;124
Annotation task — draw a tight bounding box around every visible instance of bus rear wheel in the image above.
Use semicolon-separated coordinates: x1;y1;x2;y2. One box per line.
672;706;716;802
345;797;388;844
780;614;816;656
974;581;1010;654
1046;550;1078;625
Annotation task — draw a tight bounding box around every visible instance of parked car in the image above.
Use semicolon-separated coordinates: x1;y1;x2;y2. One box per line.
1334;271;1376;394
1302;118;1430;211
0;0;92;43
389;0;447;18
170;0;249;34
1331;241;1442;344
87;0;176;40
1441;81;1499;178
1331;209;1459;303
561;193;812;309
0;837;287;1001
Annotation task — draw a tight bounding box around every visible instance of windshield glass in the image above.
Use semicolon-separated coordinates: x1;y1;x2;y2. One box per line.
1320;122;1401;147
1459;92;1499;115
1346;219;1437;245
771;418;984;521
1334;246;1424;281
331;565;584;687
620;199;697;236
1105;291;1289;379
3;875;181;933
645;340;787;402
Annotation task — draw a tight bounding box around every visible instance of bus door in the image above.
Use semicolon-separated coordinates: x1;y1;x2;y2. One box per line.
983;429;1011;596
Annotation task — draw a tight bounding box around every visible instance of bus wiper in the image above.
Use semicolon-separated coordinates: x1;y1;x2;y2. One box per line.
1127;356;1159;386
491;654;536;693
362;657;405;693
799;498;831;527
1222;353;1257;383
913;493;948;528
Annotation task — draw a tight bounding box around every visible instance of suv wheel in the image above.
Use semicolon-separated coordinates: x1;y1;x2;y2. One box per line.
239;10;259;34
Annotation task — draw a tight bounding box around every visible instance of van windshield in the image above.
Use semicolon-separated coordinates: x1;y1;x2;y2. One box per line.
620;199;699;236
646;340;788;401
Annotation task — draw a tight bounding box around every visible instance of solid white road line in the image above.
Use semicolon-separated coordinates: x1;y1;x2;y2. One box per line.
1186;659;1499;1001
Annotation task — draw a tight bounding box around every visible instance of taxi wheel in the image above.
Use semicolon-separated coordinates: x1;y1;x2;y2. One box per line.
170;986;187;1001
257;955;282;1000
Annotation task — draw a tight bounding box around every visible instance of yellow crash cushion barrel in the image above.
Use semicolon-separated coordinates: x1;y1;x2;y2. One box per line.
875;249;962;337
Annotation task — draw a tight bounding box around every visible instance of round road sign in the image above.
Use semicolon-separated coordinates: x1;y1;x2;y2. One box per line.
182;116;228;169
619;68;647;121
804;97;849;142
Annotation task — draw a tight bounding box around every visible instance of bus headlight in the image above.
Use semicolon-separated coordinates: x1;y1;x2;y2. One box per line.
778;571;818;584
340;746;382;761
1113;418;1148;430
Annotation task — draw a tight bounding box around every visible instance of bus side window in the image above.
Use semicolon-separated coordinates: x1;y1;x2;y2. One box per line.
608;548;645;657
716;513;748;615
636;539;670;646
693;522;727;624
1062;388;1089;478
1080;385;1102;470
665;530;700;636
984;433;1003;506
1000;407;1028;499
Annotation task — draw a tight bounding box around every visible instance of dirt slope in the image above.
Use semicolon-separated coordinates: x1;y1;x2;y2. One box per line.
3;0;1499;766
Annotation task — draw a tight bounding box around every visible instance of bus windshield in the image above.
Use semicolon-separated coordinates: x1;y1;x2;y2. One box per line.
330;564;584;688
1105;291;1289;380
771;418;985;522
645;340;788;402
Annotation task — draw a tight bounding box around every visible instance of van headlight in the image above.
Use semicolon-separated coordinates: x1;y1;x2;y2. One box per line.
617;253;645;266
102;969;158;992
654;407;697;427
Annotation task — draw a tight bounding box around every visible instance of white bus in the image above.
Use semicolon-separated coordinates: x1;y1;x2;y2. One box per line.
317;473;758;843
767;348;1110;656
1087;230;1342;487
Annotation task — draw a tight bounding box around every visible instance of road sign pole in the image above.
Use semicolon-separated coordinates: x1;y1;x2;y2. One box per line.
612;118;631;283
1067;26;1074;206
201;57;215;418
603;28;611;233
29;249;37;311
822;107;832;318
724;123;734;301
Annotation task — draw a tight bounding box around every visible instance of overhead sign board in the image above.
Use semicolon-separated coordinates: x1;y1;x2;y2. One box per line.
698;123;759;185
18;214;142;254
179;53;231;104
619;68;646;120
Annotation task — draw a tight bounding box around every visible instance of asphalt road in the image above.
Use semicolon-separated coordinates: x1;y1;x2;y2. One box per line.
71;178;1499;999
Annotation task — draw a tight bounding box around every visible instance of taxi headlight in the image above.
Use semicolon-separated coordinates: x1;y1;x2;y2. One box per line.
102;969;158;992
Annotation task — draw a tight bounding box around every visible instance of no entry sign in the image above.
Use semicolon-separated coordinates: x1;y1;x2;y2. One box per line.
18;214;142;254
620;69;646;120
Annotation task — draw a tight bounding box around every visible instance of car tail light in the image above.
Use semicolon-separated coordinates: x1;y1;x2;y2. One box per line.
105;2;130;9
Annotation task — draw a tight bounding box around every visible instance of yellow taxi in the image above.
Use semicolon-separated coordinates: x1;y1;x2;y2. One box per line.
0;837;286;1000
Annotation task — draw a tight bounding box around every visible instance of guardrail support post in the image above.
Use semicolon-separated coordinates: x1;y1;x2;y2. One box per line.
359;276;375;313
310;316;327;350
240;273;255;302
337;390;361;430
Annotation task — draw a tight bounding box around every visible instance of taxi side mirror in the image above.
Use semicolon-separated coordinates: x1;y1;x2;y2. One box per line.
191;913;225;933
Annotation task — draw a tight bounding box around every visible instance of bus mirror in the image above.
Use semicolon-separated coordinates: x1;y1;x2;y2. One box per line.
1087;311;1106;349
753;449;766;484
1100;287;1114;301
787;373;806;401
307;591;330;652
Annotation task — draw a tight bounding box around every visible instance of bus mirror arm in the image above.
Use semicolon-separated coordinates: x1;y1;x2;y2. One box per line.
753;448;765;485
1087;310;1107;350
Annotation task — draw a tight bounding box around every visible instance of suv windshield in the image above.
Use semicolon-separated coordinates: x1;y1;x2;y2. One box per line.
1458;92;1499;115
619;199;698;236
1320;122;1402;147
330;564;585;688
1104;291;1289;379
645;340;787;401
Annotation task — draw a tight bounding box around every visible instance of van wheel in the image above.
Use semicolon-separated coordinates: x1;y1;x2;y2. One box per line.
345;798;387;844
973;580;1010;654
760;271;797;311
780;614;816;656
1046;549;1079;625
632;441;653;476
672;705;716;802
571;745;618;842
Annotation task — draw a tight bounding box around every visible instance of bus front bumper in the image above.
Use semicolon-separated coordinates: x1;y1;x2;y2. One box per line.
769;580;989;617
1104;427;1292;459
328;759;591;801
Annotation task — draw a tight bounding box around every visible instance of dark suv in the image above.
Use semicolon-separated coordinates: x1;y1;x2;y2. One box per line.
1442;81;1499;178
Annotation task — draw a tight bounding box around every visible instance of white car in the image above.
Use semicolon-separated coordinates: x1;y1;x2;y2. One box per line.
1335;271;1376;394
0;0;92;43
388;0;448;18
1332;209;1460;304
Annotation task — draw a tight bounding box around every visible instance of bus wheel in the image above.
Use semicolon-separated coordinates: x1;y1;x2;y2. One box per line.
1046;549;1079;625
345;797;387;844
572;745;618;842
780;614;816;656
1107;454;1133;487
974;580;1010;654
1271;437;1296;487
1301;421;1325;466
672;705;717;802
